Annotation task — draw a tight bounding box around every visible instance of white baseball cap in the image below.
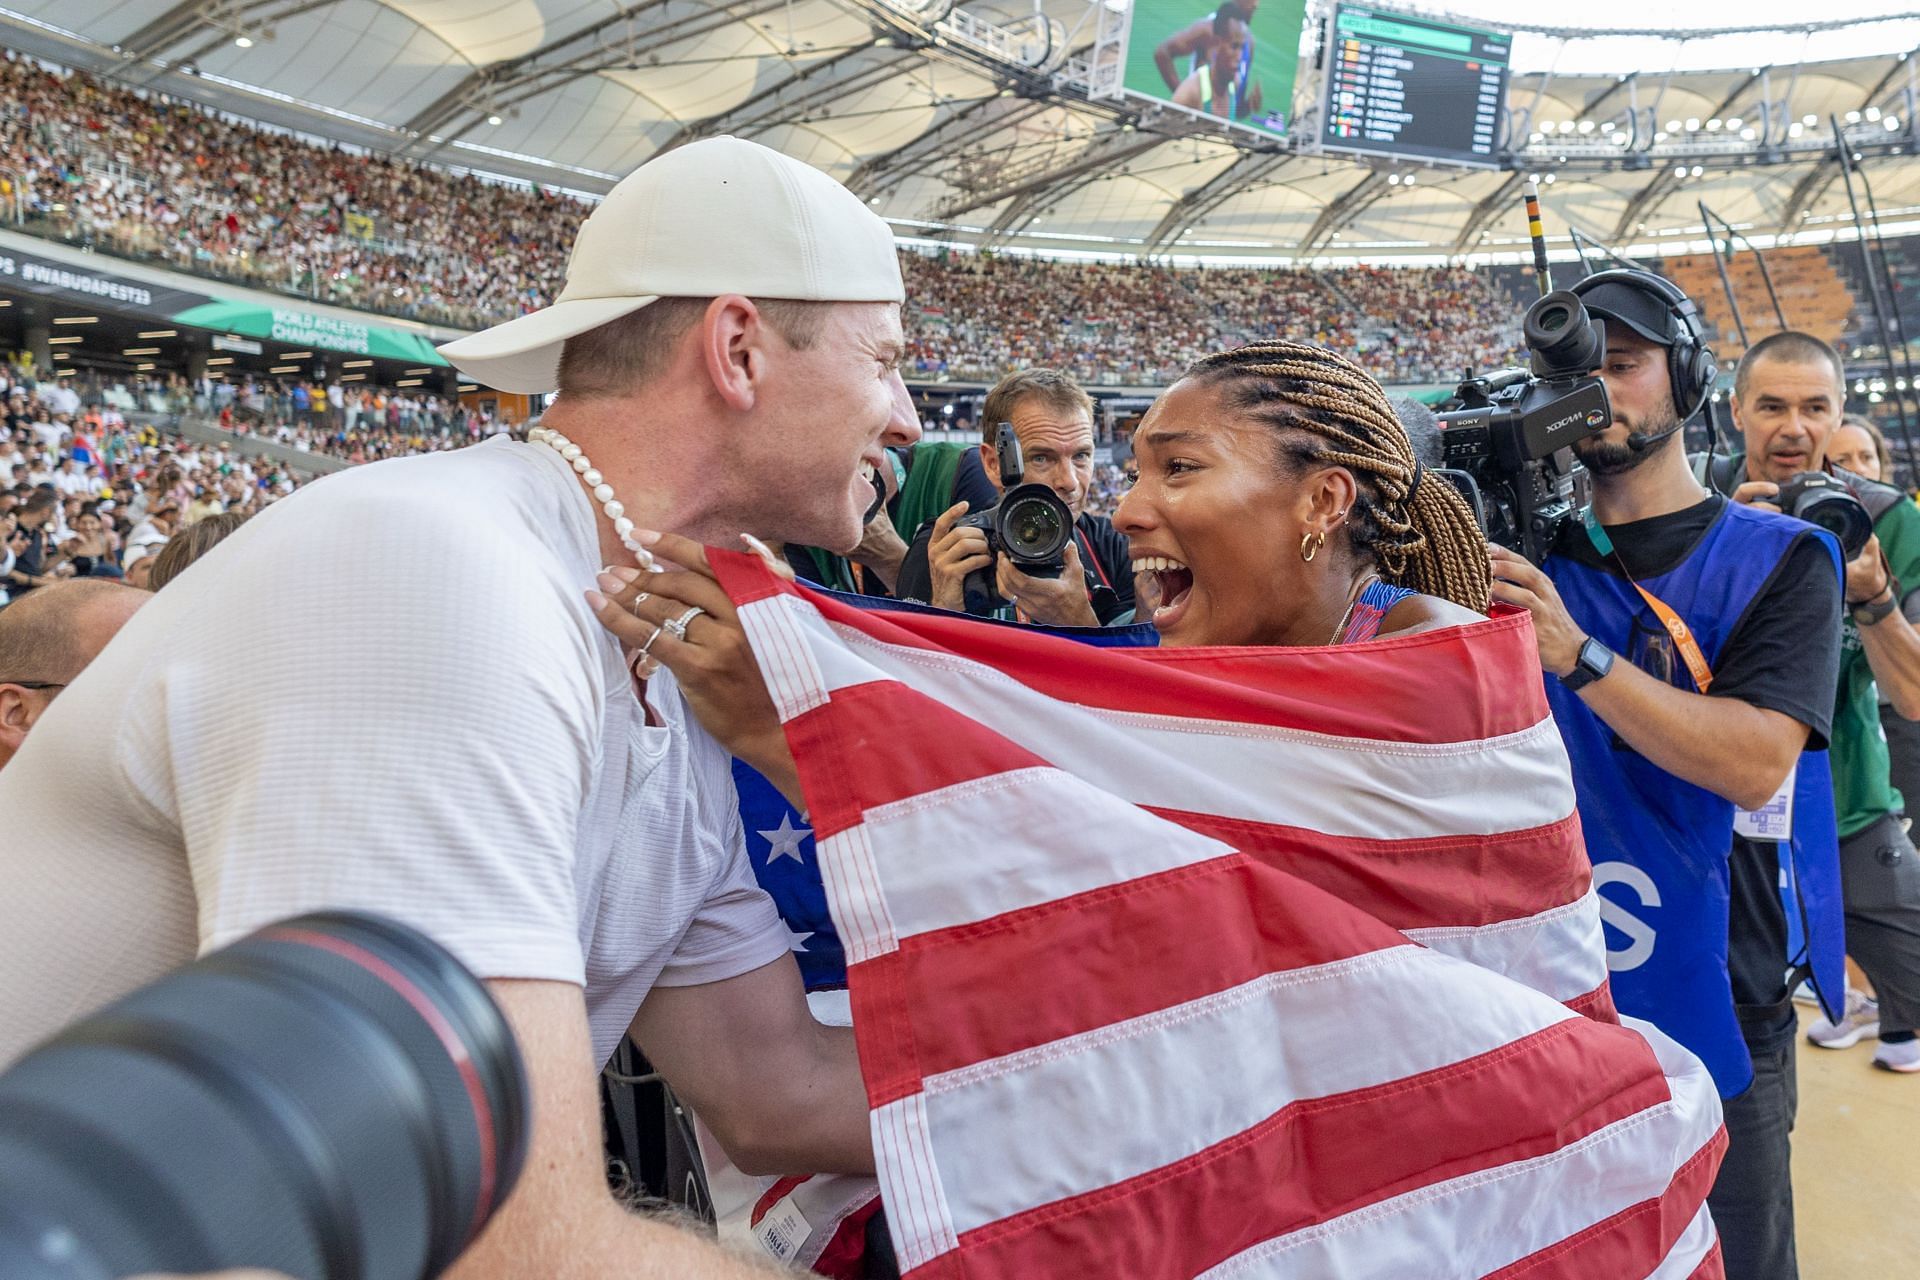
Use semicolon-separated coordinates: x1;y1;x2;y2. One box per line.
439;136;903;394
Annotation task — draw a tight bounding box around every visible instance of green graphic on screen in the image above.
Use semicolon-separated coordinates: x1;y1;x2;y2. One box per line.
1121;0;1308;137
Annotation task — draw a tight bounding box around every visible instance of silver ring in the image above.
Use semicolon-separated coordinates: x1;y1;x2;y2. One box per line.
636;623;667;657
630;591;650;609
661;604;706;640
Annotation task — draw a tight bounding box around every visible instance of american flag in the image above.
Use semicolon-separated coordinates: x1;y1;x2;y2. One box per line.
710;552;1727;1279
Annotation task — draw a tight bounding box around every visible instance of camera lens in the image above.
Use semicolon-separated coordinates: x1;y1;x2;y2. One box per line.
1785;481;1875;561
998;488;1072;563
0;912;528;1280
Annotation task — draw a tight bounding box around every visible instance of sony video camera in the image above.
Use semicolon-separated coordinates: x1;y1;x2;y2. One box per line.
1435;291;1614;563
958;421;1076;614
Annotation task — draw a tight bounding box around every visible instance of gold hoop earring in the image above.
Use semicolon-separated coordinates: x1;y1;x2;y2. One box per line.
1300;530;1325;563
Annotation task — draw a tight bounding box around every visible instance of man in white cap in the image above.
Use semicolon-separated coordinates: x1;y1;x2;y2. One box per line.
0;137;917;1278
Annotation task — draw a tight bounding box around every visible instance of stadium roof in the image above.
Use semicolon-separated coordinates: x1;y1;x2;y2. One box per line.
10;1;1920;265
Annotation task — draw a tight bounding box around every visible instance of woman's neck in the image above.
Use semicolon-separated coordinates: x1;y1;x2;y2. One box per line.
1269;557;1373;648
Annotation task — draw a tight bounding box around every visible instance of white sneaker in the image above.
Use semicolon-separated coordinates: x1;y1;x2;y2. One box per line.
1807;989;1880;1049
1873;1040;1920;1073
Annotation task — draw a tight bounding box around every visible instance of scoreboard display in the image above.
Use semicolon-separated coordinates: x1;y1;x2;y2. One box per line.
1321;4;1512;167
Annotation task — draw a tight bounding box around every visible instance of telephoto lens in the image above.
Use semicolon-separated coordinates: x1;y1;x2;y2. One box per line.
0;912;529;1280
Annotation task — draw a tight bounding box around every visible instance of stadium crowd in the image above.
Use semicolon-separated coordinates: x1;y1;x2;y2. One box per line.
0;359;508;603
1;50;1518;385
900;254;1522;386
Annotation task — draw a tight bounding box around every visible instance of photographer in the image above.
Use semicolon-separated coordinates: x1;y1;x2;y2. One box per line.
1488;272;1844;1280
897;368;1135;625
1702;331;1920;1079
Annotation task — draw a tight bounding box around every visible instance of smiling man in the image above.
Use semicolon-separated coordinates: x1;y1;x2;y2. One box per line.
0;137;918;1280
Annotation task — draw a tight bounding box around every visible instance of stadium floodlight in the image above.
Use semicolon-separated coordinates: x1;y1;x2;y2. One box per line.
1578;120;1595;134
487;114;502;126
1706;119;1722;131
1404;174;1416;186
1527;172;1541;184
1530;132;1544;143
1789;123;1805;137
1741;128;1758;141
1559;120;1575;133
1538;119;1555;131
1847;110;1862;123
1388;174;1400;185
1543;173;1556;184
1666;120;1681;131
1686;118;1701;131
1654;131;1668;142
1673;163;1688;176
1888;117;1903;131
1867;107;1882;121
234;36;252;48
1691;165;1704;177
1804;114;1818;126
1727;118;1742;131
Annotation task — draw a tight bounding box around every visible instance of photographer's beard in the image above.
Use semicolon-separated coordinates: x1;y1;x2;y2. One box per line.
1574;407;1679;477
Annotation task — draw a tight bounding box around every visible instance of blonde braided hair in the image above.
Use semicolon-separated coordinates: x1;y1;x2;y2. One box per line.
1185;340;1491;612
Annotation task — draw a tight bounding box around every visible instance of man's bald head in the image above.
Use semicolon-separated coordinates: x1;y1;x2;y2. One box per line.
0;580;147;768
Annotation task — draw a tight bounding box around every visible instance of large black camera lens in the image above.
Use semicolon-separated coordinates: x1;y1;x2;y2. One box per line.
0;912;529;1280
1777;471;1875;560
1523;290;1606;379
996;483;1073;567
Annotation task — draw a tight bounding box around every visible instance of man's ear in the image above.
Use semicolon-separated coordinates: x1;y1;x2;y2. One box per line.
0;686;41;761
980;441;1001;490
699;295;771;413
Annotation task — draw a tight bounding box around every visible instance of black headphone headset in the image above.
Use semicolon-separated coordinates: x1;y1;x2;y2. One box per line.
1569;269;1719;442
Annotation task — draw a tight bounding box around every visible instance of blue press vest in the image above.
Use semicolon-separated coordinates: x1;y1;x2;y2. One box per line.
1546;501;1843;1095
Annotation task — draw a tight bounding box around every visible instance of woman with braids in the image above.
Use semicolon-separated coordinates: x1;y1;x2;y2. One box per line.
1114;339;1491;647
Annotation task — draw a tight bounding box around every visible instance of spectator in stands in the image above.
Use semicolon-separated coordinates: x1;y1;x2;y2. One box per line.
3;489;70;598
0;578;145;768
896;369;1136;624
148;510;247;591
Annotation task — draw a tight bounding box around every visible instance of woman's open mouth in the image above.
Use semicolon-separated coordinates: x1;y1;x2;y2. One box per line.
1134;555;1193;628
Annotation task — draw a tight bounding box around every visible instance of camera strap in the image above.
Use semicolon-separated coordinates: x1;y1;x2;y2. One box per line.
1581;510;1715;693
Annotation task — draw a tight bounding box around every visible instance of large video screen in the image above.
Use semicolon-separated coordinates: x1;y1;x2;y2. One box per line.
1321;4;1511;167
1121;0;1309;137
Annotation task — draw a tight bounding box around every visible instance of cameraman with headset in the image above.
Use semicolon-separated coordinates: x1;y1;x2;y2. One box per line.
1702;331;1920;1080
1488;271;1845;1280
896;368;1136;625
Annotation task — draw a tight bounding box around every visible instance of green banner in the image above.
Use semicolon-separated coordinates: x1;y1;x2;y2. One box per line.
170;300;448;365
1335;12;1474;55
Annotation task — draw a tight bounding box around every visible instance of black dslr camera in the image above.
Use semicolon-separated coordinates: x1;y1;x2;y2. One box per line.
1436;291;1613;563
1777;471;1874;560
958;421;1076;614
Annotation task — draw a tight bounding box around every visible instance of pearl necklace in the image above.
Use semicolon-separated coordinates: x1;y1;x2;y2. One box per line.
528;425;656;569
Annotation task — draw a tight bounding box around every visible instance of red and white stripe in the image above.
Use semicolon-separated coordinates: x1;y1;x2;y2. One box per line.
712;554;1724;1279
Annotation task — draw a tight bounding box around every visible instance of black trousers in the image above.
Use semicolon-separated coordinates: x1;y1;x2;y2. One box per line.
1839;810;1920;1037
1705;1024;1798;1280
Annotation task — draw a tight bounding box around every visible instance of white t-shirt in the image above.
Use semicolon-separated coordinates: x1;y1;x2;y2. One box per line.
0;437;789;1068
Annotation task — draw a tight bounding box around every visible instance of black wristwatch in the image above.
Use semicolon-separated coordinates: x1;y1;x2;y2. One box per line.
1560;636;1615;692
1850;582;1901;627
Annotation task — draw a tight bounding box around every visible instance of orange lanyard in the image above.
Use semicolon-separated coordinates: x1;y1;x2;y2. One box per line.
1583;512;1715;693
